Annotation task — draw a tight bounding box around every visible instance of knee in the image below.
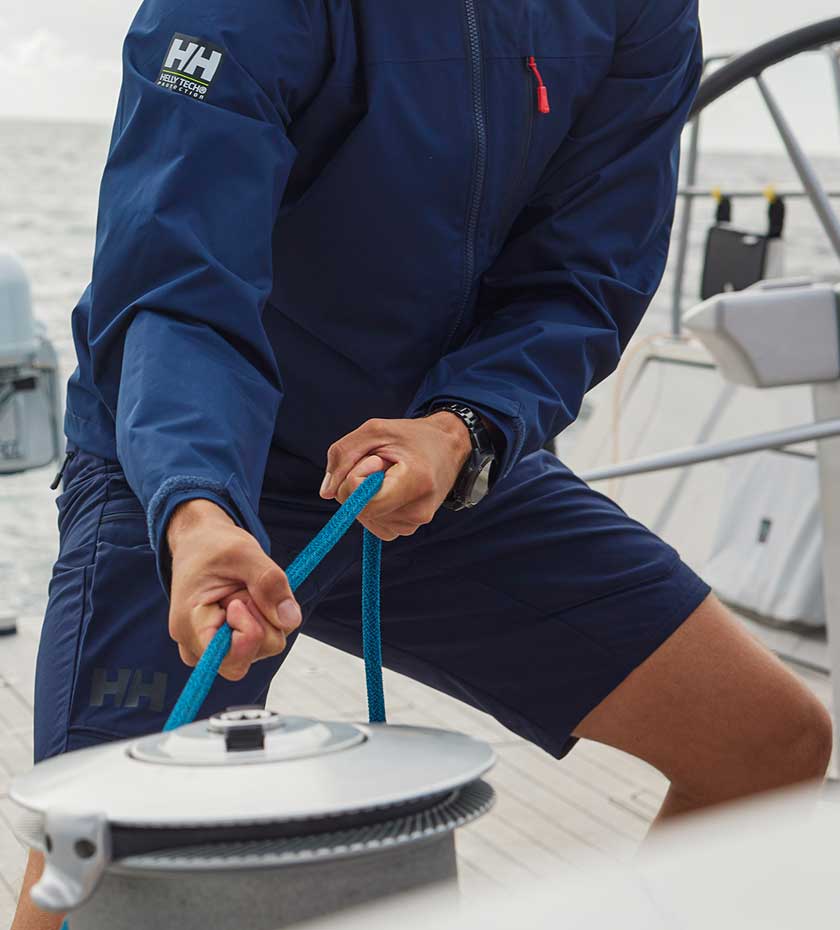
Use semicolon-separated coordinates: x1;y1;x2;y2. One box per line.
674;692;832;807
751;693;832;792
783;696;833;783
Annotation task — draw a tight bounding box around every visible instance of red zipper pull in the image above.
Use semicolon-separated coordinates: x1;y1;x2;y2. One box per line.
527;56;550;115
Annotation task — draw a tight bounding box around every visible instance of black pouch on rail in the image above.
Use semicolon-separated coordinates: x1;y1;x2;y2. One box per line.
700;194;786;299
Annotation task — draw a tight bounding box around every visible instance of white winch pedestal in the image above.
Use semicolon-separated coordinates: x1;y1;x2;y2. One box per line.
11;708;496;929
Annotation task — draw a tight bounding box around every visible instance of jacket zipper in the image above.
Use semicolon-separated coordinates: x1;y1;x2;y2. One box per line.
444;0;488;353
527;56;551;114
494;58;537;253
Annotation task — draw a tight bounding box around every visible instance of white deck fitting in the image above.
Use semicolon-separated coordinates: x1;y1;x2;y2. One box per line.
0;610;834;926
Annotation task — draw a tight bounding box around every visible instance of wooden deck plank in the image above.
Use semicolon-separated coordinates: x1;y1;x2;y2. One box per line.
575;740;668;794
484;777;613;869
0;730;33;782
465;812;572;881
454;827;542;888
0;801;25;897
492;752;645;853
0;623;38;711
453;854;497;896
0;687;34;750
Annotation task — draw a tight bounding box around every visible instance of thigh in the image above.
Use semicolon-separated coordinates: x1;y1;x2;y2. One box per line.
573;594;829;798
305;451;711;758
34;450;288;762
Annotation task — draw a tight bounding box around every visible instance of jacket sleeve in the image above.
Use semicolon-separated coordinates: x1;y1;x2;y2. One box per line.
84;0;328;588
406;0;702;482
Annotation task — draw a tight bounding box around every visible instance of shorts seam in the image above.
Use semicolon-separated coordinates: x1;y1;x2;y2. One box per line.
561;557;683;616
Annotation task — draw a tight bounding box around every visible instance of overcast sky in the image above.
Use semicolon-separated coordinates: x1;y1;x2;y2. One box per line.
2;1;839;152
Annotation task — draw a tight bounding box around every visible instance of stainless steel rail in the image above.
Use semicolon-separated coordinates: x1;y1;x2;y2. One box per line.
678;186;840;199
670;23;840;336
755;74;840;259
582;418;840;484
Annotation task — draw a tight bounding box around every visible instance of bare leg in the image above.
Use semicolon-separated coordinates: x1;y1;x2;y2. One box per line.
11;852;64;930
574;595;832;825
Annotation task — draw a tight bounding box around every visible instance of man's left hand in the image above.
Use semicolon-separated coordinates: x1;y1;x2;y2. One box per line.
320;414;472;540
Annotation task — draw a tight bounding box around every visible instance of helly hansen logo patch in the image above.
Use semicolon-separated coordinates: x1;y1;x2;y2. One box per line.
157;33;224;101
89;668;168;713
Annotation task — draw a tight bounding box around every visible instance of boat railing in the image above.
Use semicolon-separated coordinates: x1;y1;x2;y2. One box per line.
581;417;840;484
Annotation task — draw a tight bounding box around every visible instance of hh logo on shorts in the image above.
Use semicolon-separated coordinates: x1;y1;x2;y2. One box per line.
157;33;224;102
89;668;168;713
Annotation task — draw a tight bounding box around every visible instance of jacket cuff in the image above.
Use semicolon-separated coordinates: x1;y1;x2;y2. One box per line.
405;389;526;484
147;475;271;594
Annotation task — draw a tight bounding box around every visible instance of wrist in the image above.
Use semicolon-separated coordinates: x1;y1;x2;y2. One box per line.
426;411;473;469
167;498;235;557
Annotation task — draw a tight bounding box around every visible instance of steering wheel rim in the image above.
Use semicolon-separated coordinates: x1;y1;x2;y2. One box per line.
691;16;840;119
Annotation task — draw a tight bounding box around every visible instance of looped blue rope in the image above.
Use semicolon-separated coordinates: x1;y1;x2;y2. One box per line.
60;475;386;930
165;471;387;731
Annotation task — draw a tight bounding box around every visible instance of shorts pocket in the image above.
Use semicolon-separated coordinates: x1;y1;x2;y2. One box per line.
34;564;91;761
67;531;175;740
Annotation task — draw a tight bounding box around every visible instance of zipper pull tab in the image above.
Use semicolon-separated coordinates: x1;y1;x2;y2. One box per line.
527;56;551;115
50;451;76;491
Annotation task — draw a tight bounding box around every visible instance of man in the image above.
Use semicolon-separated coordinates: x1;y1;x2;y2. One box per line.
15;0;832;925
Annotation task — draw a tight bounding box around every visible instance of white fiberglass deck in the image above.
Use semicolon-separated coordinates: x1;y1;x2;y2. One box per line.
0;610;834;926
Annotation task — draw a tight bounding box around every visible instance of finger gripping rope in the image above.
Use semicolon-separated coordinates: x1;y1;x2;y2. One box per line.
165;472;387;731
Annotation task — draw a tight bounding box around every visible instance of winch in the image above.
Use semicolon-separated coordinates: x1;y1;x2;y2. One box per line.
0;251;63;475
11;707;496;929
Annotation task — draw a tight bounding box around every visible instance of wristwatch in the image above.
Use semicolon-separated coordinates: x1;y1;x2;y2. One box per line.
429;403;497;511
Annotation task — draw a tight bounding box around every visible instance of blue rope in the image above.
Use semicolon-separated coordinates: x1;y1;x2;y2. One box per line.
60;474;386;930
166;471;386;731
362;529;385;723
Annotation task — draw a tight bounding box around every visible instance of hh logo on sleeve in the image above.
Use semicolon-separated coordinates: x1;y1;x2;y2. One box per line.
157;33;225;101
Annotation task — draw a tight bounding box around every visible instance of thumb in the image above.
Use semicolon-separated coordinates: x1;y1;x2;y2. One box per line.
364;460;411;517
240;551;301;636
335;455;390;504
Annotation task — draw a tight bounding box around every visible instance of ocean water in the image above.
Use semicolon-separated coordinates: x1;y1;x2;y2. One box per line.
0;117;838;621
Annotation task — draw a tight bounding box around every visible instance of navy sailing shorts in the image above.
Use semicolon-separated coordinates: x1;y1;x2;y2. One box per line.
34;446;710;763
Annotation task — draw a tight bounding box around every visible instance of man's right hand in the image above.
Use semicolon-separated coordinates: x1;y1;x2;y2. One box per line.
167;500;302;681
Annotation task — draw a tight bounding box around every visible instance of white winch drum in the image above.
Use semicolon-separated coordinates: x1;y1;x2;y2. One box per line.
11;708;496;929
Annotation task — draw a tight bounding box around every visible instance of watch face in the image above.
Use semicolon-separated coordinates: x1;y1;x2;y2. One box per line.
467;457;494;507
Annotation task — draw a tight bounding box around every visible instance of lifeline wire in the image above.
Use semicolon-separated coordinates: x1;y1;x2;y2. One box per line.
165;470;387;731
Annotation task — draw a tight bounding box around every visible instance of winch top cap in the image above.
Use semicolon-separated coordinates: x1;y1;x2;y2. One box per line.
11;712;496;828
131;710;366;766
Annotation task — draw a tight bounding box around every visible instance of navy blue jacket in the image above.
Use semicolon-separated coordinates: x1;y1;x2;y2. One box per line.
65;0;702;583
